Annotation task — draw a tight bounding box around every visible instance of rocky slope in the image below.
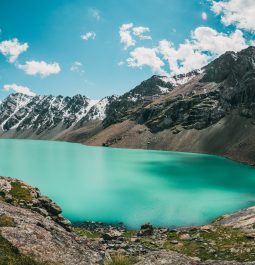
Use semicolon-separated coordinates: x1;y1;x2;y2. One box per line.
74;46;255;166
1;176;255;265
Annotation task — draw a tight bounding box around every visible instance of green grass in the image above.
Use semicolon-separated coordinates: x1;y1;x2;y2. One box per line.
122;230;137;238
0;234;50;265
74;227;101;239
9;181;32;202
105;255;138;265
0;214;15;227
163;226;255;262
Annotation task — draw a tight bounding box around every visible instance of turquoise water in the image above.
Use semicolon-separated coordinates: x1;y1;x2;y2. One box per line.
0;139;255;228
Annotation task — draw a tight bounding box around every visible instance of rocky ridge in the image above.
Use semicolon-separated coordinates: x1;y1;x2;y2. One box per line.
105;47;255;133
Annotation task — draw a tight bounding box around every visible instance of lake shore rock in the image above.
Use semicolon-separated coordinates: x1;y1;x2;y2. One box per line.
0;176;103;264
1;176;255;264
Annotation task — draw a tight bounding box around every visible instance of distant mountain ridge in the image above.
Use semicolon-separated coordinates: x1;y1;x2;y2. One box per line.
0;71;195;137
0;46;255;165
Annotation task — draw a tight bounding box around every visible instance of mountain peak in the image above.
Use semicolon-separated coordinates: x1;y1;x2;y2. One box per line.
202;46;255;83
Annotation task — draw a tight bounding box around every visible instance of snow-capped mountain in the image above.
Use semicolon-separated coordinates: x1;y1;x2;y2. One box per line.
159;69;203;87
0;69;200;137
0;94;110;134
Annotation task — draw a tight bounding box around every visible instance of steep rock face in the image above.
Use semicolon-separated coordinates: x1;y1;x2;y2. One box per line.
103;71;200;127
113;47;255;133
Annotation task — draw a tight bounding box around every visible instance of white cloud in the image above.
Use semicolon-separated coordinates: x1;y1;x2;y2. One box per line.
127;47;165;74
126;26;249;75
89;8;100;21
119;23;152;49
3;83;35;96
132;26;152;40
120;23;135;49
159;27;248;74
191;27;247;55
0;38;28;63
81;32;96;41
211;0;255;32
158;40;209;75
118;61;125;66
70;61;84;73
18;60;61;77
201;12;208;21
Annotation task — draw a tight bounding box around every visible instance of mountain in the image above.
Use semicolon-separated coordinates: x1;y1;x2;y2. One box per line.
73;46;255;165
0;46;255;165
0;71;193;139
0;93;115;138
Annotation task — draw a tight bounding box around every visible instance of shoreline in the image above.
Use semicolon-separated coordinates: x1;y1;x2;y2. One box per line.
1;137;255;168
0;175;255;264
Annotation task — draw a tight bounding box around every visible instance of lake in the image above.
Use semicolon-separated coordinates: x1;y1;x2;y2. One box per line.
0;139;255;228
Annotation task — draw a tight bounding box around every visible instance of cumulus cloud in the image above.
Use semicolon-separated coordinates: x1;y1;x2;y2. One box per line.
126;26;249;75
132;26;152;40
211;0;255;32
119;23;135;49
191;27;247;55
119;23;152;49
160;27;248;74
70;61;84;73
81;32;96;41
158;40;209;75
3;83;35;96
0;38;28;63
18;60;61;77
127;47;165;74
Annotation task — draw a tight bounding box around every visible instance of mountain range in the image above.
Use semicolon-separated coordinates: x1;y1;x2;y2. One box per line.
1;46;255;165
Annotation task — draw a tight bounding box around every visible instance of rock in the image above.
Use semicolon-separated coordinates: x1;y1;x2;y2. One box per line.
4;194;13;203
102;233;115;241
179;233;191;240
0;202;102;265
170;240;179;244
200;225;213;231
31;207;49;217
135;250;198;265
135;250;255;265
138;223;154;236
49;203;61;215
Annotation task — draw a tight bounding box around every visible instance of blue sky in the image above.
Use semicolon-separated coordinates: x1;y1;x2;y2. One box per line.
0;0;254;99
